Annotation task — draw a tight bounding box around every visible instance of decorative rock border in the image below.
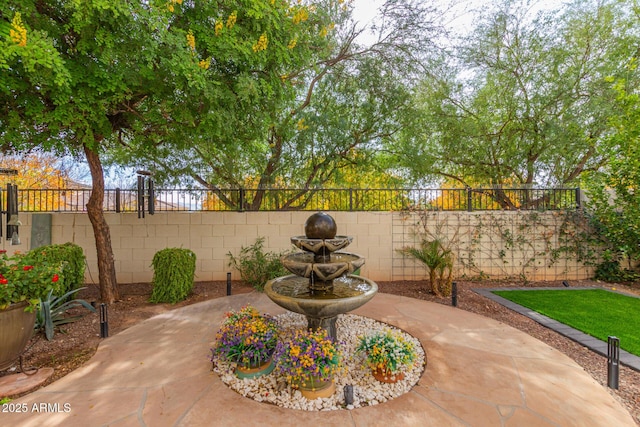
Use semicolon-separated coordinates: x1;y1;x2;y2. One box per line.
211;313;426;411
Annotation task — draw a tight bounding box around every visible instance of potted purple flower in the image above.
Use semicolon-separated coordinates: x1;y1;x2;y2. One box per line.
211;305;278;379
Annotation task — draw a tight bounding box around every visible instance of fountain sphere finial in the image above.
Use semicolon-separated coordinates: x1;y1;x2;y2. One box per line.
304;212;337;239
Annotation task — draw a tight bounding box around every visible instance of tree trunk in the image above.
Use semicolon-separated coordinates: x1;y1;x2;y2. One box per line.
83;144;120;303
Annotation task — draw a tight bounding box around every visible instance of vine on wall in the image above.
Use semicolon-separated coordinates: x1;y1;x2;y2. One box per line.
399;209;602;282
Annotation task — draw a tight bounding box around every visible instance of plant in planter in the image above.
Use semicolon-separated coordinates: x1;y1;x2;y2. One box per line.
0;250;65;311
274;329;341;399
356;328;417;383
211;305;278;379
0;250;66;371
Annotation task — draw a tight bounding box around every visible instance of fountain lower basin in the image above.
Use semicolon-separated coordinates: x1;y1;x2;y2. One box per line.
264;274;378;337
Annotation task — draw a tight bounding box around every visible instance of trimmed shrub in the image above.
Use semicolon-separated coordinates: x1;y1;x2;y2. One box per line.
150;248;196;303
25;243;86;295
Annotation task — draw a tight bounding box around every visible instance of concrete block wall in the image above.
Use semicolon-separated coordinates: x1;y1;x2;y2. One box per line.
1;211;592;284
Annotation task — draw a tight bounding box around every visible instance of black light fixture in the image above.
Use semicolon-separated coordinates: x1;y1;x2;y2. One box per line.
344;384;354;405
607;336;620;389
451;282;458;307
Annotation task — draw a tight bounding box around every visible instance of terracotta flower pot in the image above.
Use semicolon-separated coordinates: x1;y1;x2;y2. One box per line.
372;367;404;383
0;301;36;371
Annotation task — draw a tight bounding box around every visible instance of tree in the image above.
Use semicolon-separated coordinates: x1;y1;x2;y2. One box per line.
108;0;442;210
0;1;339;302
584;57;640;273
392;0;639;207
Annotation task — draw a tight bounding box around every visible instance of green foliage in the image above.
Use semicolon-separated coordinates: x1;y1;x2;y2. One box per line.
150;248;196;304
399;238;453;297
585;60;640;272
494;289;640;356
227;237;289;291
395;0;638;188
0;251;65;310
35;287;95;341
23;243;85;295
594;251;640;283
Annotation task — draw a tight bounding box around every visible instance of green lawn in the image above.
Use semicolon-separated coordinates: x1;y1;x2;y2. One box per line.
493;288;640;356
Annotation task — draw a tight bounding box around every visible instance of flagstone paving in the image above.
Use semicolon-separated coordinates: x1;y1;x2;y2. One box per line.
1;292;635;426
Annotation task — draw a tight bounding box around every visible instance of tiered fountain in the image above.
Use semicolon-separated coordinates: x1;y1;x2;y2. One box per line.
264;212;378;338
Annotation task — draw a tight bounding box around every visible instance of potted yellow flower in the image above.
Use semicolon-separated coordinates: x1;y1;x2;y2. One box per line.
356;328;417;383
274;328;341;399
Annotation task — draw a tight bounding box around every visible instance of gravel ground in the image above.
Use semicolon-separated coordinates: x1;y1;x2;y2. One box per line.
3;279;639;424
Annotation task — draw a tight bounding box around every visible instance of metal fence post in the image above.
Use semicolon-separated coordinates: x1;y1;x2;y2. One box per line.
466;187;472;212
238;188;245;212
115;188;121;213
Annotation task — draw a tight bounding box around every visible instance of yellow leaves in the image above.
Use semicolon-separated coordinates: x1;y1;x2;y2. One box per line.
226;11;237;29
252;32;268;52
292;7;309;24
215;11;237;36
186;30;196;51
10;13;27;47
166;0;182;13
215;21;223;36
296;118;309;131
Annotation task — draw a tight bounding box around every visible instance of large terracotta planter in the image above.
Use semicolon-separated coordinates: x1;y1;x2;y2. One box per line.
0;301;36;371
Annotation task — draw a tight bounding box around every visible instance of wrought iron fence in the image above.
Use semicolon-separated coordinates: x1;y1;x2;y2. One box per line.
12;187;581;213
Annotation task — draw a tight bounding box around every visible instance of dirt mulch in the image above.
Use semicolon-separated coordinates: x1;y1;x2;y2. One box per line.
3;279;640;425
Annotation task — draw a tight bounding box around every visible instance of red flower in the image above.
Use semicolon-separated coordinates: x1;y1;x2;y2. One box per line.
0;278;7;285
52;274;59;283
23;265;34;271
0;250;6;254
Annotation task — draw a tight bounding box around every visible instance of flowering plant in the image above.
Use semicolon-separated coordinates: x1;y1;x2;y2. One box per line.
356;329;417;375
274;329;341;388
0;250;65;311
212;305;278;368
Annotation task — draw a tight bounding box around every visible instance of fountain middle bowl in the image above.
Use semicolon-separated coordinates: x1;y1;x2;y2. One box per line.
264;274;378;320
281;251;365;281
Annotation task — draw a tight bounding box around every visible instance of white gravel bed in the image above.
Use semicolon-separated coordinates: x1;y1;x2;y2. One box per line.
211;313;426;411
